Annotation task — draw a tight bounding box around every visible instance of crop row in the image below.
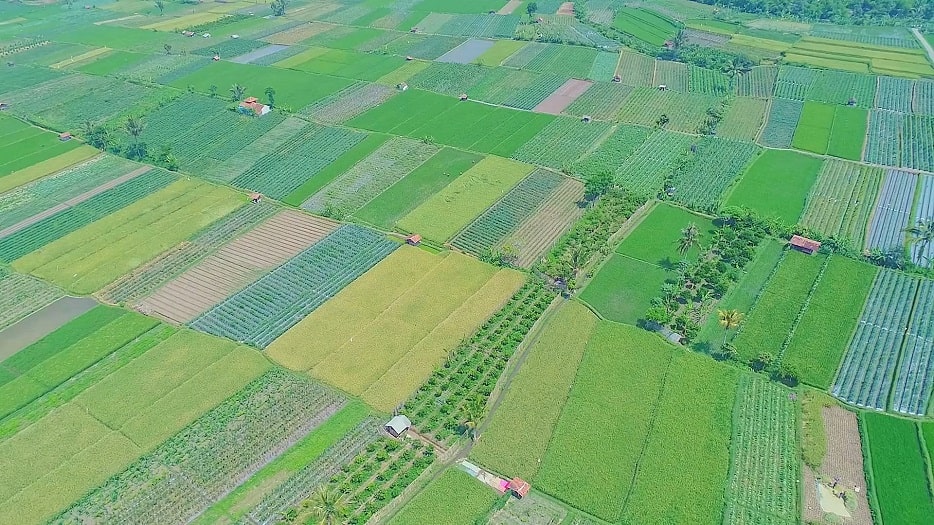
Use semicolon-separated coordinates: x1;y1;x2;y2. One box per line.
616;129;694;197
0;169;176;263
773;66;818;101
891;279;934;415
901;114;934;172
0;64;63;97
670;138;760;211
438;13;520;38
171;110;287;168
236;417;383;525
99;201;278;304
231;123;366;199
2;73;106;115
735;66;778;99
512;117;612;170
138;94;233;148
383;33;466;60
653;60;690;92
37;78;156;131
866;169;917;251
0;155;135;231
617;88;720;133
302;82;396;124
468;68;567;111
51;369;347;525
573;124;651;182
589;51;619;82
864;109;902;166
564;81;634;120
723;376;799;524
911;175;934;266
410;62;488;97
402;281;556;446
0;268;63;331
810;27;919;49
809;70;876;108
689;65;729;96
191;224;397;348
800;160;882;246
303;137;439;216
759;98;803;148
451;169;565;257
832;269;917;410
616;51;655;87
875;76;913;113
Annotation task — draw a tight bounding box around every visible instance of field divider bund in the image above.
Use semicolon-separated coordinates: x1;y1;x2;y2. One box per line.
0;166;152;240
776;253;831;363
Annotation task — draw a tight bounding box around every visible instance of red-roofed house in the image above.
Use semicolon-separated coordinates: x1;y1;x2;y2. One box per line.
790;235;821;255
238;97;270;116
59;132;72;141
508;478;530;498
405;234;422;246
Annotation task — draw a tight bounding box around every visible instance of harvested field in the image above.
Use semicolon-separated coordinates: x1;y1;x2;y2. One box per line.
0;269;63;332
230;44;289;64
137;211;338;324
436;38;495;64
505;177;585;267
819;407;873;525
557;2;575;16
533;79;593;115
261;22;334;45
0;296;97;361
498;0;522;15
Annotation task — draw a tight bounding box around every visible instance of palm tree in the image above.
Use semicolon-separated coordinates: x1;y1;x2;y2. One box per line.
307;488;348;525
717;309;743;347
264;86;276;108
677;222;701;257
905;218;934;267
155;0;164;15
723;58;752;88
230;83;246;102
125;116;145;144
462;397;485;441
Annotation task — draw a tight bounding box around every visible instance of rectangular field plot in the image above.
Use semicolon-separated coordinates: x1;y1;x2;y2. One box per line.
580;254;669;325
807;70;877;107
891;278;934;415
801;160;882;246
191;224;397;348
791;101;835;154
436;37;495;63
398;156;534;242
862;413;934;525
352;148;483;229
532;79;592;115
717;97;767;142
268;248;523;411
774;65;818;100
0;146;99;196
864;110;934;171
613;7;679;46
782;256;877;389
51;369;348;525
735;65;777;98
722;376;799;525
289;47;405;81
467;68;569;110
617;87;721;133
562;81;634;120
616;50;655;87
911;175;934;266
299;82;396;124
0;168;176;264
470;301;600;480
505;176;585;267
615;129;693;197
726;149;822;224
0;268;62;333
670;137;760;211
511;117;611;170
451;169;565;258
13;179;243;295
137;211;338;324
504;42;598;78
388;469;500;525
832;269;917;410
0;114;84;179
865;169;917;252
759;98;803;148
302;137;439;216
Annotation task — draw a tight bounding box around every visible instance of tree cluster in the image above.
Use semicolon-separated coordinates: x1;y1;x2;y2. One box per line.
691;0;934;26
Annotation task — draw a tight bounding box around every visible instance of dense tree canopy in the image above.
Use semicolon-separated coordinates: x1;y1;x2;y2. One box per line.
692;0;934;25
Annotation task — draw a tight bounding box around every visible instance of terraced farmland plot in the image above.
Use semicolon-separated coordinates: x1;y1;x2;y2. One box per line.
98;201;278;305
723;377;799;525
617;130;695;197
616;51;655;87
505;177;585;267
302;137;439;216
511;117;611;170
230;123;366;199
191;225;397;348
13;180;243;295
137;211;338;324
832;270;917;410
451;169;565;257
563;81;634;120
0;155;136;232
890;278;934;415
808;70;877;107
760;98;804;148
0;268;62;332
270;248;524;410
735;65;777;98
801;160;883;245
617;88;721;133
866;169;917;251
50;370;345;525
467;68;568;110
910;175;934;266
0;169;175;264
718;97;767;141
773;65;818;100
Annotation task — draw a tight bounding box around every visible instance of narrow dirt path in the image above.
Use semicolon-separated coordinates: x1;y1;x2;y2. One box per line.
0;166;152;239
912;28;934;65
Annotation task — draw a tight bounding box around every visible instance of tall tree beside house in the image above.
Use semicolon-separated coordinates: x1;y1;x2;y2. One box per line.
230;83;246;102
270;0;288;16
264;87;276;109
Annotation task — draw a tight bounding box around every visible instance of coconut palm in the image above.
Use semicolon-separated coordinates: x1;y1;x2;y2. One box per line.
677;222;701;257
230;83;246;102
461;397;485;441
723;58;752;87
905;218;934;267
717;309;743;348
307;488;348;525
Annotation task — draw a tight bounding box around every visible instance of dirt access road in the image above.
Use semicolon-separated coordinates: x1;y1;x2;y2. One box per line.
912;28;934;65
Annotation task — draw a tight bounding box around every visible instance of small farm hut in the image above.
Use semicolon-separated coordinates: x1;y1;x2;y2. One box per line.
397;82;409;91
789;235;821;255
405;55;414;61
213;54;220;61
181;30;195;37
385;415;411;437
658;84;668;91
581;115;592;123
410;27;418;33
250;192;263;203
59;132;72;141
508;478;531;498
0;102;9;111
239;97;270;116
405;234;422;246
612;75;621;83
459;93;469;101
